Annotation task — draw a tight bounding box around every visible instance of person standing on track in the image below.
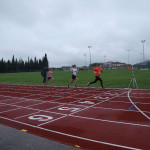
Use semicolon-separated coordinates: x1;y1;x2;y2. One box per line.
41;66;47;84
67;65;78;88
44;68;54;86
88;64;104;88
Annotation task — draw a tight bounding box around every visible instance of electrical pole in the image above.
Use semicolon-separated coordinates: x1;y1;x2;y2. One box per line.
88;46;92;66
140;53;142;63
126;50;131;64
84;53;86;66
104;55;106;63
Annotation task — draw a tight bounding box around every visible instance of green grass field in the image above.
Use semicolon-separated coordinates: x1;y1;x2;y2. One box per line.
0;69;150;89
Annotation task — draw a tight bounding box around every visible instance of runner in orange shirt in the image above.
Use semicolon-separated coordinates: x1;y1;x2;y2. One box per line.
88;65;104;88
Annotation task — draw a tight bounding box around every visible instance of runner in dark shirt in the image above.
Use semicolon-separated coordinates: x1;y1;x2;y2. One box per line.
41;66;47;84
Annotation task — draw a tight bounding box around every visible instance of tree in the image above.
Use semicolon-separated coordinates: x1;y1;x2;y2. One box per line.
12;55;16;72
0;54;49;73
42;53;48;68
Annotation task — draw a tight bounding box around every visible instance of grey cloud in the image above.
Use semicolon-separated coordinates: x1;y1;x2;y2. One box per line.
0;0;150;67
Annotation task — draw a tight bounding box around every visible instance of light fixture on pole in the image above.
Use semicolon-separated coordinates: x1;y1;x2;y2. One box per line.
141;40;146;63
126;50;131;64
88;46;92;66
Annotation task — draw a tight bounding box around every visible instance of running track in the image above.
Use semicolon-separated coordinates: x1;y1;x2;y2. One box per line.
0;84;150;150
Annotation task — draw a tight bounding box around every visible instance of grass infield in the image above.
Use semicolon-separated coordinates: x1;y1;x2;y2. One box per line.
0;69;150;89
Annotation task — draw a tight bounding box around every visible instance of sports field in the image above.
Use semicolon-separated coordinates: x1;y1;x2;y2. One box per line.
0;69;150;89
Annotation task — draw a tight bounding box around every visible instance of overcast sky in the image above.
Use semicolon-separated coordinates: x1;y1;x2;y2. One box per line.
0;0;150;67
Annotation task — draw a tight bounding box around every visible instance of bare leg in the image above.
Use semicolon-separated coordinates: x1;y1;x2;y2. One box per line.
44;80;49;86
68;79;74;86
74;77;78;85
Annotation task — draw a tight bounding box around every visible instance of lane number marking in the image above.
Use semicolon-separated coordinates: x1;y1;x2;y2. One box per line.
58;107;80;112
28;115;53;121
78;101;95;104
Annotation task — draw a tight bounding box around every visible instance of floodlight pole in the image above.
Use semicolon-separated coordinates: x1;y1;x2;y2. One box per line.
141;40;146;63
126;50;131;64
84;53;86;66
104;55;106;63
88;46;92;66
140;53;142;63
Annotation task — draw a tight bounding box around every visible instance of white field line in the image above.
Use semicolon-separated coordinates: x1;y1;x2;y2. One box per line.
38;91;129;127
0;108;21;113
0;116;142;150
39;103;66;112
14;111;41;119
107;100;150;105
37;115;67;127
7;100;45;108
93;106;150;114
69;115;150;128
129;96;150;99
0;102;67;116
5;103;149;128
128;90;150;120
70;91;128;116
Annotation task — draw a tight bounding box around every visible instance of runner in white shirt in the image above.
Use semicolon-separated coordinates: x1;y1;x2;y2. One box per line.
67;65;78;88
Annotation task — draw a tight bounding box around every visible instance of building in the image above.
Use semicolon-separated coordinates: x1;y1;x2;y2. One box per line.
79;66;89;70
103;61;128;69
133;60;150;69
61;66;71;71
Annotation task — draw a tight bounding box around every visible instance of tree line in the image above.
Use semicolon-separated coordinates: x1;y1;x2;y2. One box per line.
0;53;48;73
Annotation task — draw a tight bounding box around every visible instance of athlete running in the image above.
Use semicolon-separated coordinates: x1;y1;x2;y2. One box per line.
67;65;78;88
44;68;54;86
41;66;47;84
88;65;104;88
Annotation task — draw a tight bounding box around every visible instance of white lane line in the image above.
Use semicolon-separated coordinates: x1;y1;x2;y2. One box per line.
128;90;150;120
0;102;67;116
0;108;21;113
37;115;67;127
70;91;128;116
3;105;148;127
69;115;150;128
93;106;150;114
0;116;142;150
108;100;150;105
14;111;40;119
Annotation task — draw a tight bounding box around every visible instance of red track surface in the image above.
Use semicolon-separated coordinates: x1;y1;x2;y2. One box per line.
0;84;150;150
